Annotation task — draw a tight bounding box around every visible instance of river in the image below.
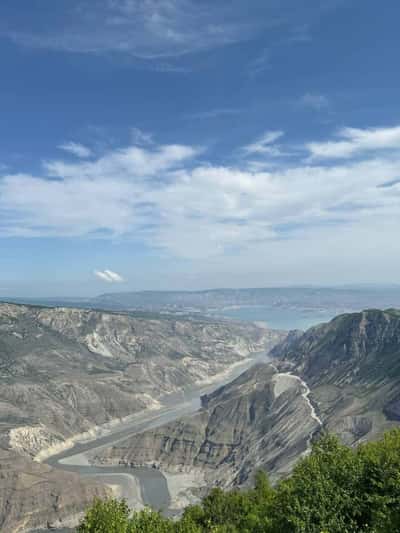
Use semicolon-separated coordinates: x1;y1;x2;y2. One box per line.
44;351;271;515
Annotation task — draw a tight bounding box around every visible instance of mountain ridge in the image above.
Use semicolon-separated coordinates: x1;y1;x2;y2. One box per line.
4;286;400;315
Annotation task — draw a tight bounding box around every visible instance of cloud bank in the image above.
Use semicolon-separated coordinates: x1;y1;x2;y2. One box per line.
0;124;399;269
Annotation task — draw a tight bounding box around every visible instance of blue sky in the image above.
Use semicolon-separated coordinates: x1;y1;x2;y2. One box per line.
0;0;400;296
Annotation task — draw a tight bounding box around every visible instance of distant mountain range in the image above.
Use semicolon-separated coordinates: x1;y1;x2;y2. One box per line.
3;286;400;316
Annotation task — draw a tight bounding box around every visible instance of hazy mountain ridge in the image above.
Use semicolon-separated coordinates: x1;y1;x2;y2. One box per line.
5;287;400;316
93;288;400;312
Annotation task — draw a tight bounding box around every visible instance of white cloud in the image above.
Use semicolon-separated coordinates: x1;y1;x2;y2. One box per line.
58;142;92;158
1;124;399;270
307;125;400;160
242;130;284;156
94;269;124;282
45;143;200;181
0;142;200;238
300;92;329;111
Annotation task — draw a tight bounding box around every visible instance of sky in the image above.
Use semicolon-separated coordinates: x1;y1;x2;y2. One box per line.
0;0;400;296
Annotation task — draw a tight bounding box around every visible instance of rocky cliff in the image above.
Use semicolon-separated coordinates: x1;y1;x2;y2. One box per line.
273;308;400;445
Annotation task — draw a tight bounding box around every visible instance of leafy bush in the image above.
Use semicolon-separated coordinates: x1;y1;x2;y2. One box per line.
77;429;400;533
77;498;131;533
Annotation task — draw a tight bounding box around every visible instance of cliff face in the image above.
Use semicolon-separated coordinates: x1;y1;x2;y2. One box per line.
274;309;400;445
92;364;320;489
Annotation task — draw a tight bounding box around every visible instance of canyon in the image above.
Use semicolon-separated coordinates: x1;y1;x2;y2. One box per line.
89;309;400;515
0;302;282;531
2;303;400;531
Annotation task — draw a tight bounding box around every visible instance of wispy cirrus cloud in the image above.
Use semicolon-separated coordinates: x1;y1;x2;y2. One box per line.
247;23;312;76
242;130;284;156
58;142;93;158
2;0;346;70
248;48;271;76
94;269;124;282
4;0;257;60
1;124;399;264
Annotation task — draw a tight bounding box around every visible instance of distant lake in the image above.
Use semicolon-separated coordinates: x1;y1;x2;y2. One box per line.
210;306;340;331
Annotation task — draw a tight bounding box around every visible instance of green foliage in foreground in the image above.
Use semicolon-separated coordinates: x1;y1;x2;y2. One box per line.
77;429;400;533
